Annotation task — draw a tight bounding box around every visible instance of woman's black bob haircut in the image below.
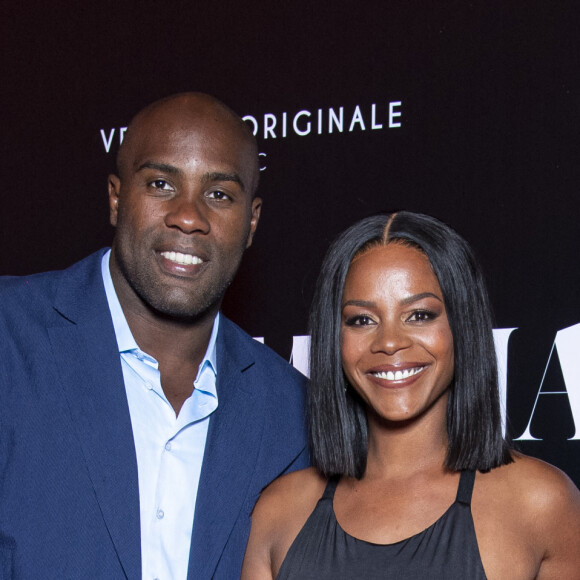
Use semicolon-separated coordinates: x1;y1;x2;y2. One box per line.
308;211;513;478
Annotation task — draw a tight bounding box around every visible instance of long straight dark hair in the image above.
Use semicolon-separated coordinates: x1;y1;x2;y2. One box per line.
308;212;512;478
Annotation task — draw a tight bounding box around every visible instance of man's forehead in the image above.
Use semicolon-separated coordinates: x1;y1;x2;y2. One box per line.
117;94;259;191
133;94;244;134
125;130;254;192
128;126;254;166
132;110;244;145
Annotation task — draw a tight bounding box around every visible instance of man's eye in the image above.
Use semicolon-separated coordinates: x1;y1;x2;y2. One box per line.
150;179;172;190
207;190;230;201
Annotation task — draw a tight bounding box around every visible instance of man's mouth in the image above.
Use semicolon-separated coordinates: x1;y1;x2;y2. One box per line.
370;366;426;381
160;251;204;266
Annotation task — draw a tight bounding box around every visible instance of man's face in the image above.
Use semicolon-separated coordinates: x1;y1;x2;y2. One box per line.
108;100;261;322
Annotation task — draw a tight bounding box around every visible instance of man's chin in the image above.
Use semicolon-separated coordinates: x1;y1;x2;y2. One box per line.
146;294;221;324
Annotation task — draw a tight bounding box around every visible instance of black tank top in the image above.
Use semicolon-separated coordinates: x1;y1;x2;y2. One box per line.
276;470;487;579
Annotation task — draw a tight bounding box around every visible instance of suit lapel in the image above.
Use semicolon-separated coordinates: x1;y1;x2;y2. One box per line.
47;252;141;580
188;319;265;579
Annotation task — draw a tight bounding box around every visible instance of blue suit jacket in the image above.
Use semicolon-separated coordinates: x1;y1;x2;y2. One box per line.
0;250;308;579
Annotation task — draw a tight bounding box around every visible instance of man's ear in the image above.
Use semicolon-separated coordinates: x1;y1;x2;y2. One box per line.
108;175;121;226
246;197;262;248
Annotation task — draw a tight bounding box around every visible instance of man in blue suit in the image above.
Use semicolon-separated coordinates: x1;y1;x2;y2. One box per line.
0;93;308;579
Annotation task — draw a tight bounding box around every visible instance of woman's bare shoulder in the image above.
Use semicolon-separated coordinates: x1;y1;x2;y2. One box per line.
474;453;580;579
242;468;328;580
253;467;328;521
481;452;580;511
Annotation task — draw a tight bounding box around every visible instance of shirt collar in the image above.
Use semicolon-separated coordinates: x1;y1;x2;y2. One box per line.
101;250;219;378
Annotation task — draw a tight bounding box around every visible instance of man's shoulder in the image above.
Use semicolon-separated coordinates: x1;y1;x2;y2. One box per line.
0;250;106;287
218;316;306;385
0;268;60;313
0;250;108;315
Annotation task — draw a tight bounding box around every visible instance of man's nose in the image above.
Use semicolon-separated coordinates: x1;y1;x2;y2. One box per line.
164;195;210;234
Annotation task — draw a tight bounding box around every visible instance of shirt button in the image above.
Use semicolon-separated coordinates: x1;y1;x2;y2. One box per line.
165;442;172;451
145;383;153;390
156;509;164;520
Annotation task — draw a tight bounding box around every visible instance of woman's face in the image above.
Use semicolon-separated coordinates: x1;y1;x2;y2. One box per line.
340;243;454;425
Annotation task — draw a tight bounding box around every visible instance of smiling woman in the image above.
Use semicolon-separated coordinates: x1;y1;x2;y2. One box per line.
340;243;455;431
241;212;580;580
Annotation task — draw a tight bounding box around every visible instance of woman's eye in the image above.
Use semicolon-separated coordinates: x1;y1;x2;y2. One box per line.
407;310;435;322
345;315;374;326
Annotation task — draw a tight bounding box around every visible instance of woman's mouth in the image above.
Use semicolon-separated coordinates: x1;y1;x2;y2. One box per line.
370;366;426;382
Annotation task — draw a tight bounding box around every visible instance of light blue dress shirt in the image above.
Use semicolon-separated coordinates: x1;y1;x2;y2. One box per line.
101;251;219;580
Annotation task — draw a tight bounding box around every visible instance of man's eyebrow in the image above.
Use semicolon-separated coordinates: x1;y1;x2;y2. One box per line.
203;172;245;192
137;162;181;175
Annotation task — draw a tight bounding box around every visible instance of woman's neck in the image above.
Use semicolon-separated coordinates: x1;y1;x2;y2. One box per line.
363;394;450;480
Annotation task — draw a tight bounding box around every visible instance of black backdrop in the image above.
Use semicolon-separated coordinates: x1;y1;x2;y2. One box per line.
3;2;580;485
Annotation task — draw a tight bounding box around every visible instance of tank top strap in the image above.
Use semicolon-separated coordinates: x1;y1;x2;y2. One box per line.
455;469;476;505
321;476;340;500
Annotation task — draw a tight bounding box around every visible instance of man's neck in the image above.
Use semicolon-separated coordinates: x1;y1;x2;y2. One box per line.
107;251;219;368
124;304;216;372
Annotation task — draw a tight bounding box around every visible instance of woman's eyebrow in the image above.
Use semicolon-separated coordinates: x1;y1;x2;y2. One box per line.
342;299;377;308
400;292;442;306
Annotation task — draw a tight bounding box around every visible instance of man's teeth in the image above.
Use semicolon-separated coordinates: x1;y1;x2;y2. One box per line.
372;367;425;381
160;251;203;265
